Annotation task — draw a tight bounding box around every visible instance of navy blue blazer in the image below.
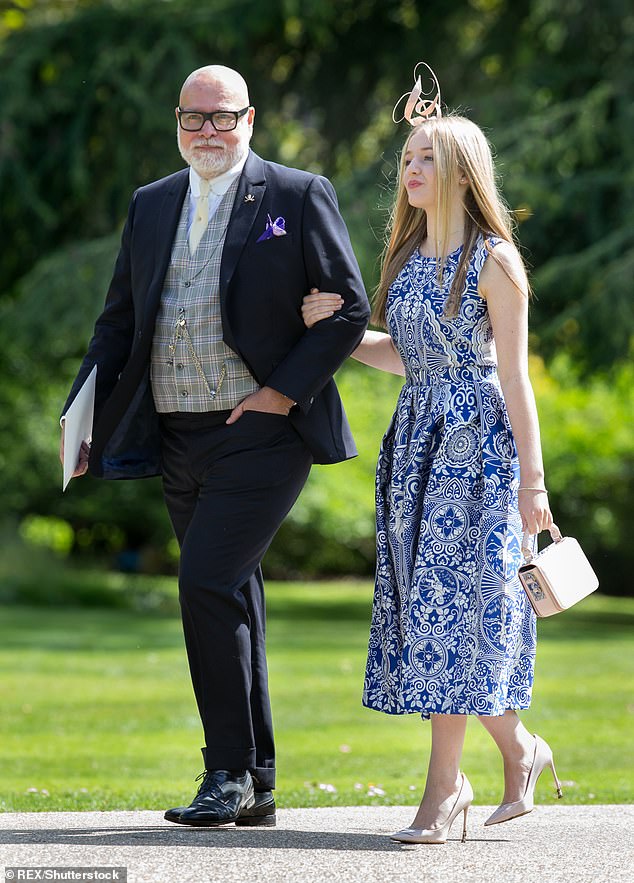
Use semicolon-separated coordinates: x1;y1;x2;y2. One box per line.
63;150;371;477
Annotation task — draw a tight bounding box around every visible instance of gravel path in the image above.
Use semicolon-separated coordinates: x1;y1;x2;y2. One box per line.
1;805;632;883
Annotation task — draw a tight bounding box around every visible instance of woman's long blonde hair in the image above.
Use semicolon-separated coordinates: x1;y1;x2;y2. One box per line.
372;114;528;327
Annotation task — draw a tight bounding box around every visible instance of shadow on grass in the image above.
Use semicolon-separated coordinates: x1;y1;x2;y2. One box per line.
267;598;372;622
1;592;632;654
0;607;184;653
268;595;634;642
537;606;634;641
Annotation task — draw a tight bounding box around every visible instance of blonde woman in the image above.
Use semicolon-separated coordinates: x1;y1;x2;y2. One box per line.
302;76;562;843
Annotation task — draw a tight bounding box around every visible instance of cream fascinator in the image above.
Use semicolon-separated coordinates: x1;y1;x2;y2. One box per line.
392;62;442;126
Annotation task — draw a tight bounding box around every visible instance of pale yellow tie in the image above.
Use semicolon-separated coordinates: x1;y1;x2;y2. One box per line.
188;178;210;255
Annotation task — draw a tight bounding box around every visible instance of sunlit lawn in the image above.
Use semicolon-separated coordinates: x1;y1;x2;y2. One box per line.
0;582;632;811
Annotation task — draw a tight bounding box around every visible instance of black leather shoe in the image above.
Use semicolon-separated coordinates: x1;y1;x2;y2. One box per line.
236;790;276;827
165;769;254;827
163;804;185;824
165;788;276;827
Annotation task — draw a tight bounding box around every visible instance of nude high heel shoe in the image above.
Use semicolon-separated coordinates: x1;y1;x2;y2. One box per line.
484;734;563;827
391;773;473;844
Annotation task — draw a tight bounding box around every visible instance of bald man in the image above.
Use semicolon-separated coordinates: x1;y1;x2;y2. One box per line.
60;65;370;826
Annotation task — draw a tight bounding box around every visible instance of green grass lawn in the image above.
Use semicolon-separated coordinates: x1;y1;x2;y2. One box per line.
0;582;632;811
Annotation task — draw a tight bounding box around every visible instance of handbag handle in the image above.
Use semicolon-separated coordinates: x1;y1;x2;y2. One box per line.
521;523;563;564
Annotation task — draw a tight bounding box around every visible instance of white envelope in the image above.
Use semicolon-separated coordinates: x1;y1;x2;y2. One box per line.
62;365;97;491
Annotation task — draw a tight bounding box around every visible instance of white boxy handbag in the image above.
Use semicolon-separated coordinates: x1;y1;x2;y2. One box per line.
518;524;599;617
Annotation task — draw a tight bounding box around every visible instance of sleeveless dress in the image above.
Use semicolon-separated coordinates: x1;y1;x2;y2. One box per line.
362;235;536;719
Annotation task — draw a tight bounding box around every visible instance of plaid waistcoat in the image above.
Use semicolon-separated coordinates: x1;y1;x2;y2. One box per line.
150;177;259;412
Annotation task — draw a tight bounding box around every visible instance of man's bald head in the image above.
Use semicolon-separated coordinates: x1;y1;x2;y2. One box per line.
179;65;250;108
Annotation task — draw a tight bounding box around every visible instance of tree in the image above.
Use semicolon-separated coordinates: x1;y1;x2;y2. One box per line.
0;0;631;591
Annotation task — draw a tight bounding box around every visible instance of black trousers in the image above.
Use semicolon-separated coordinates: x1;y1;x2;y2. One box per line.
159;409;313;791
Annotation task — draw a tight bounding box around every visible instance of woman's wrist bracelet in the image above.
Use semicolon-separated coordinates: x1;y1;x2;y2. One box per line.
518;487;548;494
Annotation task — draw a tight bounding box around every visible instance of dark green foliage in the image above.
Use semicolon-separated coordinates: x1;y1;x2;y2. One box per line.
0;0;631;594
2;0;630;370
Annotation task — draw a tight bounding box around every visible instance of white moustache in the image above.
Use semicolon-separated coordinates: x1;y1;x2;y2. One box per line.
192;140;224;149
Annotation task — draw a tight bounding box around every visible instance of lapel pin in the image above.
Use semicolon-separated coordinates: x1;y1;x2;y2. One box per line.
244;194;256;203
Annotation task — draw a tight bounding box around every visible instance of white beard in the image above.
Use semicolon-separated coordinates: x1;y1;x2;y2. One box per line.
177;130;246;178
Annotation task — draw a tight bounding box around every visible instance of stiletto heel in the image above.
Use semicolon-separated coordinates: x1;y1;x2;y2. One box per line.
549;758;563;799
391;772;473;844
484;734;562;826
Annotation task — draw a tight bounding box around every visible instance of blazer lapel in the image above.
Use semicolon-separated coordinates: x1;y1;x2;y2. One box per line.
219;150;266;308
142;169;189;330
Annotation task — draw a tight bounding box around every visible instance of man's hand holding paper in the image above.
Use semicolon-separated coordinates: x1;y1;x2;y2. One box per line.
60;364;96;490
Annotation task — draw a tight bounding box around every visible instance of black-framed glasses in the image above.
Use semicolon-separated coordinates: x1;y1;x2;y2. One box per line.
177;107;250;132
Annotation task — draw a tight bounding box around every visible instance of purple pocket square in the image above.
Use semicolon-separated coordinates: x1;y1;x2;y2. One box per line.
257;214;287;242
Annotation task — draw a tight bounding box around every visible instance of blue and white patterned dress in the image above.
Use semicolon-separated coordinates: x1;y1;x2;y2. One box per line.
362;235;536;719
